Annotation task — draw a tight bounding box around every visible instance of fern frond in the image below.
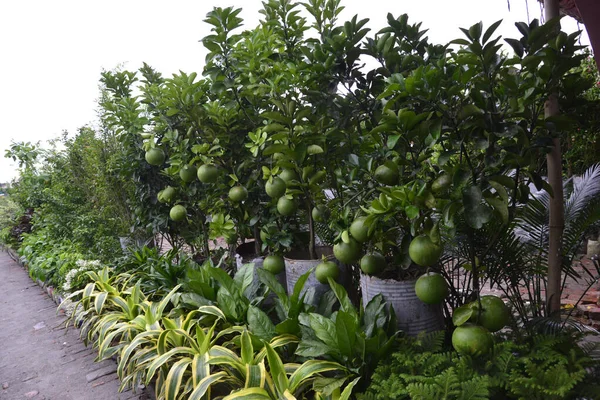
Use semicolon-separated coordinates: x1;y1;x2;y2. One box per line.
457;375;489;400
434;368;461;399
406;382;439;400
414;330;445;353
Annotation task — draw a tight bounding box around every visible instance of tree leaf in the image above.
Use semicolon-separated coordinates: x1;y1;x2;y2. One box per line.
463;186;483;209
405;205;420;220
307;145;324;155
452;305;474;326
482;20;503;44
263;144;290;156
465;204;493;229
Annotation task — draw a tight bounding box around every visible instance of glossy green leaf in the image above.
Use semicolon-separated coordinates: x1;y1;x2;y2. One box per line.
452;305;474;326
247;306;276;342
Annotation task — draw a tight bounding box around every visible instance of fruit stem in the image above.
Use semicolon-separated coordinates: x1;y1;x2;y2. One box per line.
200;212;211;259
306;198;317;260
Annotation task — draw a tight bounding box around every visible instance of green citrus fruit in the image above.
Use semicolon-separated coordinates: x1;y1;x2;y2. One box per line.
179;165;198;183
169;205;187;222
431;173;452;194
145;148;165;166
374;163;399;186
349;216;370;243
409;235;443;267
360;252;386;275
260;225;277;242
229;186;248;202
333;238;362;264
315;261;340;284
415;272;449;304
157;186;176;203
312;205;328;223
265;177;286;198
279;169;298;184
452;324;494;357
197;164;219;183
277;197;297;216
469;295;510;332
263;255;285;274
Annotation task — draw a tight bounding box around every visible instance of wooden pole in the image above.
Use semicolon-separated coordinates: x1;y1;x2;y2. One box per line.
544;0;564;316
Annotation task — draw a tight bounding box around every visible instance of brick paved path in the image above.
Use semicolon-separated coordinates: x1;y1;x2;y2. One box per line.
0;250;150;400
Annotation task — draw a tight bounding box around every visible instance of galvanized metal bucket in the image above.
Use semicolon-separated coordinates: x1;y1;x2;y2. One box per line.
360;273;444;336
284;246;347;305
235;251;287;304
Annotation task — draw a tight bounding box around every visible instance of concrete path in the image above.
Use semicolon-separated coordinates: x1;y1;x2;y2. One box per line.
0;251;150;400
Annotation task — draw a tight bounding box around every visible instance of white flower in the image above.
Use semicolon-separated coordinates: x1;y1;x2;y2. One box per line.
62;259;103;292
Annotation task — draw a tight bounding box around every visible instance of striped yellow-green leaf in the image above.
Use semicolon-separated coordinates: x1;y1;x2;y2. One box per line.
188;371;228;400
284;363;301;375
109;295;129;313
214;325;245;342
282;389;296;400
198;305;227;321
244;362;267;389
264;342;289;395
156;284;181;318
94;291;108;314
164;357;192;400
222;387;272;400
256;334;299;362
81;282;96;309
240;330;254;365
338;377;360;400
191;353;210;387
145;346;196;385
209;345;244;376
117;330;161;379
288;360;346;393
162;317;178;331
98;323;131;359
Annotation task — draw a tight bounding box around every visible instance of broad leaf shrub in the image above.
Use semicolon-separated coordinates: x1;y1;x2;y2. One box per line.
360;331;600;400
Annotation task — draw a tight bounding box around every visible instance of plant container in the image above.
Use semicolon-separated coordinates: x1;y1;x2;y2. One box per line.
284;246;347;305
360;273;444;336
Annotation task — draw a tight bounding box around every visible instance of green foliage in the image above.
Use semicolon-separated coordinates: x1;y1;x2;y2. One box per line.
0;195;19;246
62;264;358;399
362;331;600;400
562;53;600;176
295;279;397;391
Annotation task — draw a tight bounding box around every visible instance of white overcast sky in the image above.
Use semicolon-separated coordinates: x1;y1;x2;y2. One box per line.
0;0;590;182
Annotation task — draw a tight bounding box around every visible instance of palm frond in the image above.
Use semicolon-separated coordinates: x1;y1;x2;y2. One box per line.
562;164;600;257
514;191;549;254
515;164;600;265
565;164;600;221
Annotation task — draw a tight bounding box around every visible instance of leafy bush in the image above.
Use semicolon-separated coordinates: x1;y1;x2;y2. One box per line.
18;231;85;288
361;331;600;400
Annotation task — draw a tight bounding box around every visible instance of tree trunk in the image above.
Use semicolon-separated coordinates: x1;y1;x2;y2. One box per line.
545;0;564;317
